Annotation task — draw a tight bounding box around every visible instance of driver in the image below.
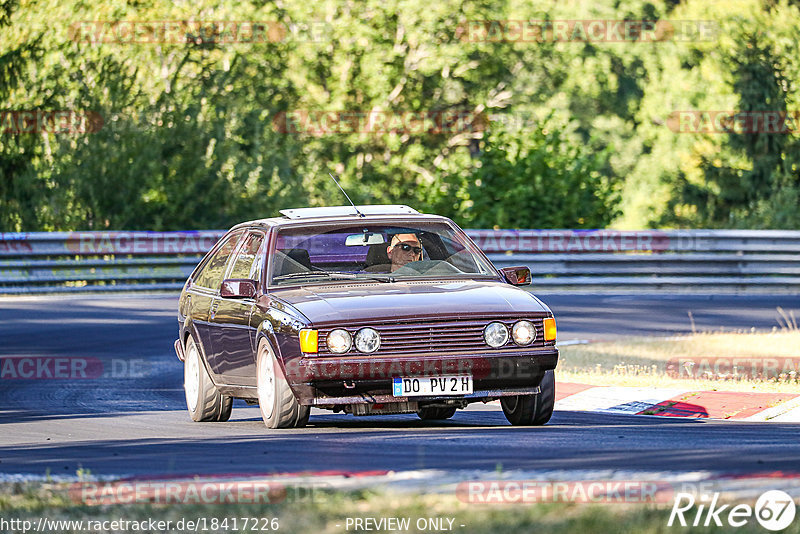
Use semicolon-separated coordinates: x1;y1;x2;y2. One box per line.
387;233;423;272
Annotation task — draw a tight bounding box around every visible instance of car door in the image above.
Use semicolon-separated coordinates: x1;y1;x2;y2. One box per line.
189;230;244;378
208;230;265;385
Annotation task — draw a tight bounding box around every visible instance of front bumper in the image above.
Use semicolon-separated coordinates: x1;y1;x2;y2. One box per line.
174;339;185;362
306;385;543;407
286;348;558;405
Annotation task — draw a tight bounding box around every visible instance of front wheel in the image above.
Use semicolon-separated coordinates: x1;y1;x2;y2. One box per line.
501;370;555;426
184;336;232;422
256;341;309;429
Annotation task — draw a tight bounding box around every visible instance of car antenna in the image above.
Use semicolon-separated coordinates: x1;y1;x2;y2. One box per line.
328;172;365;218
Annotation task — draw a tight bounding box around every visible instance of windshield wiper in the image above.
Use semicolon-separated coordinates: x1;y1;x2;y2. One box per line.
272;271;395;283
330;271;396;283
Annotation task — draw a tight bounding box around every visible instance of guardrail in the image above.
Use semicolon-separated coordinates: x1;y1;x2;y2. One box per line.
1;229;799;294
475;230;800;291
0;231;224;294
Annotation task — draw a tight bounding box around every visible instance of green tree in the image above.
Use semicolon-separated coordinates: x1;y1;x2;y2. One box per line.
2;0;798;231
461;120;618;228
664;22;800;228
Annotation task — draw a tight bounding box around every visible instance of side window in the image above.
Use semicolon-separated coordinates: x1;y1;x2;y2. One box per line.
193;232;243;290
228;232;265;280
251;237;267;283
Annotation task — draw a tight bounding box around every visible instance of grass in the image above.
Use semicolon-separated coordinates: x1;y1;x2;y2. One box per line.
558;330;800;392
0;483;792;534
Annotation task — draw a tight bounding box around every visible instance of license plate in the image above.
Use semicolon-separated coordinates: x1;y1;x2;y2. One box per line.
392;375;473;397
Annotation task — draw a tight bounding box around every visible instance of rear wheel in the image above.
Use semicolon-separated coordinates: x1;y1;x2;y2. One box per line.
184;336;232;422
416;406;457;420
256;341;309;429
501;370;555;426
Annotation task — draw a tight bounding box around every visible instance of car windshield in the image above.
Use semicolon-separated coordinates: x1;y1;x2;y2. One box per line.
269;221;497;286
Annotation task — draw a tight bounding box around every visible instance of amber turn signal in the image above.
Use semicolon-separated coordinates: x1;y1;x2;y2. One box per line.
299;329;318;353
543;317;557;342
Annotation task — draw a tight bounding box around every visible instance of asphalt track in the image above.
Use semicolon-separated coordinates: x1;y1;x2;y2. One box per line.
0;293;798;479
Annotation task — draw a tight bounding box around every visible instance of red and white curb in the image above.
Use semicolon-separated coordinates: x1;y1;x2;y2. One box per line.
555;382;800;422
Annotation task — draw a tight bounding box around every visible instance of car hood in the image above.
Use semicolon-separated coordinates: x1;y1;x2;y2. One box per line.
271;280;549;324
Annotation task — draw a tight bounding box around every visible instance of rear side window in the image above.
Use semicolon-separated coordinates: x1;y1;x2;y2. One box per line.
193;231;243;290
228;232;265;280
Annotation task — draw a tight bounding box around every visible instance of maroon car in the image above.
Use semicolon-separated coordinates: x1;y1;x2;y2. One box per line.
174;206;558;428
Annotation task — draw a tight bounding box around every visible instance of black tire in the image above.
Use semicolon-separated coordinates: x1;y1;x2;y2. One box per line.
184;336;232;422
500;370;555;426
256;341;309;429
417;406;457;420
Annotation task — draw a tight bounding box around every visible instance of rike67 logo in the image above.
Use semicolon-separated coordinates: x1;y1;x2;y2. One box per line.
669;490;796;531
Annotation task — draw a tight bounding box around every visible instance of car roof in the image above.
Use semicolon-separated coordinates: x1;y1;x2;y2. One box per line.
280;205;419;219
230;205;449;231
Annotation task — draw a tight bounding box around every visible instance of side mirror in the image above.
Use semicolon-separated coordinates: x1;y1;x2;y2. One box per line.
500;266;531;286
220;279;257;298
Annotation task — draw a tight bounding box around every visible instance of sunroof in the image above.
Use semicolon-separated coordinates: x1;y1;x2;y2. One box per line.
279;205;420;219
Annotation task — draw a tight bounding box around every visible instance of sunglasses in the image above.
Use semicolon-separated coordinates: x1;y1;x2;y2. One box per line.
397;243;423;255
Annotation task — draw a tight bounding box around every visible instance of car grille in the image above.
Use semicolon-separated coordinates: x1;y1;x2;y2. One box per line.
317;315;551;356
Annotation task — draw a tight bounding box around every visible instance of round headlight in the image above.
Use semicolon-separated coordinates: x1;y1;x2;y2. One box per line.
512;320;536;346
326;329;352;354
483;322;509;348
354;328;381;353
